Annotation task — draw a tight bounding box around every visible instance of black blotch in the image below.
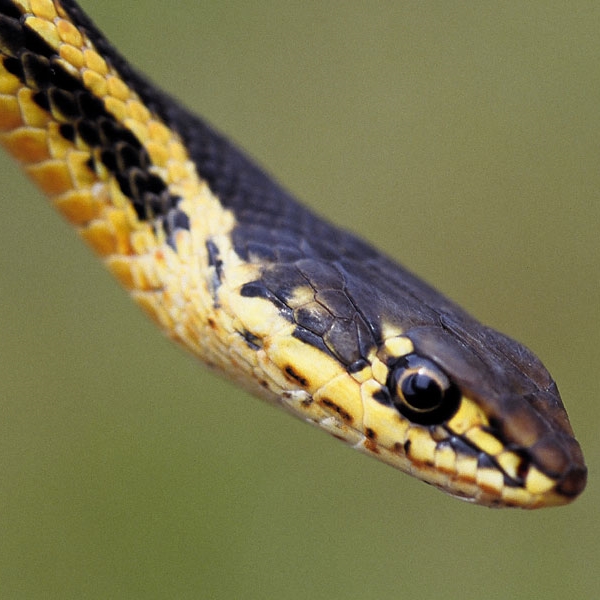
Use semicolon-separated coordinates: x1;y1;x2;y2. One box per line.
284;365;308;387
115;170;132;199
23;21;56;58
320;398;353;424
116;143;142;171
3;55;22;78
32;90;49;111
145;172;164;193
515;451;529;482
240;281;293;320
166;208;189;232
206;239;223;285
241;330;261;350
99;148;117;171
477;454;497;470
77;119;100;146
366;428;376;440
0;15;24;55
503;474;522;488
59;123;76;143
50;59;80;92
130;170;156;202
77;91;104;120
98;117;121;145
0;1;24;20
447;435;480;458
404;440;412;454
348;358;369;373
48;88;79;119
240;281;268;298
22;52;52;88
292;326;334;357
372;388;392;406
131;199;146;221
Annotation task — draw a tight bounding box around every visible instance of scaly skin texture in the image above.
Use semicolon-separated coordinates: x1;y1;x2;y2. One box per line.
0;0;586;507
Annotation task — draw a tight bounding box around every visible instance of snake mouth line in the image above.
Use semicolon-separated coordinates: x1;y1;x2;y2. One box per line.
441;427;526;488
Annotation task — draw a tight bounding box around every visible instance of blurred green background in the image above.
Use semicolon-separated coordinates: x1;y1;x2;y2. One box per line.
0;2;598;598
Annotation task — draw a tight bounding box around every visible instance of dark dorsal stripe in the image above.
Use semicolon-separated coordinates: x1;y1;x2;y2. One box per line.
0;7;189;244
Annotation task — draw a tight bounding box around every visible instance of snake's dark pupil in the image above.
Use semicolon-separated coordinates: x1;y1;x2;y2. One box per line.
387;354;461;425
401;373;443;411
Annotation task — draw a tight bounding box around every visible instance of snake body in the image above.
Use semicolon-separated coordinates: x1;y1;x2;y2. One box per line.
0;0;586;507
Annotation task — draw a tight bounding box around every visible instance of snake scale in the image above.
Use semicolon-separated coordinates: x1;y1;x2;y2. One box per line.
0;0;587;507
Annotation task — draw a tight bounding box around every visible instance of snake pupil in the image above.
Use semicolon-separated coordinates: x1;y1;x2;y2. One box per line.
401;373;443;411
387;354;461;425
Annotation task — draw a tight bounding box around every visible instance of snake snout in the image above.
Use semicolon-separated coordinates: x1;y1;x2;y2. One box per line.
489;393;587;504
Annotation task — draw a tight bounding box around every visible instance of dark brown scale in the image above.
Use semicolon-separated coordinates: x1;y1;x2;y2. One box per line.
115;143;141;171
0;1;22;20
50;58;81;92
292;326;334;358
296;259;346;292
294;303;334;337
21;51;52;88
315;289;355;319
48;88;79;121
0;14;24;54
31;89;49;111
240;281;294;321
23;21;56;58
323;319;363;365
76;119;100;146
59;123;76;143
347;359;368;373
2;54;21;78
260;264;307;303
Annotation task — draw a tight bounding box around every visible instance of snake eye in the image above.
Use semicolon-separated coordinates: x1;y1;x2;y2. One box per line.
387;354;461;425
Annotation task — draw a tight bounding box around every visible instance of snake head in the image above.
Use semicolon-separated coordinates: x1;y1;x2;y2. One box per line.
373;315;587;508
240;256;586;508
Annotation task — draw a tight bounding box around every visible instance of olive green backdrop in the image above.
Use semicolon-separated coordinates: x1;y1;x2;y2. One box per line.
0;2;598;599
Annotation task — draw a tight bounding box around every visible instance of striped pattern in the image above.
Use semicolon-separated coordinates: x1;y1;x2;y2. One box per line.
0;0;586;507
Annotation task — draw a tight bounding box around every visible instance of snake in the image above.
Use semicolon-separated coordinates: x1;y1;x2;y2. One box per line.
0;0;587;508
